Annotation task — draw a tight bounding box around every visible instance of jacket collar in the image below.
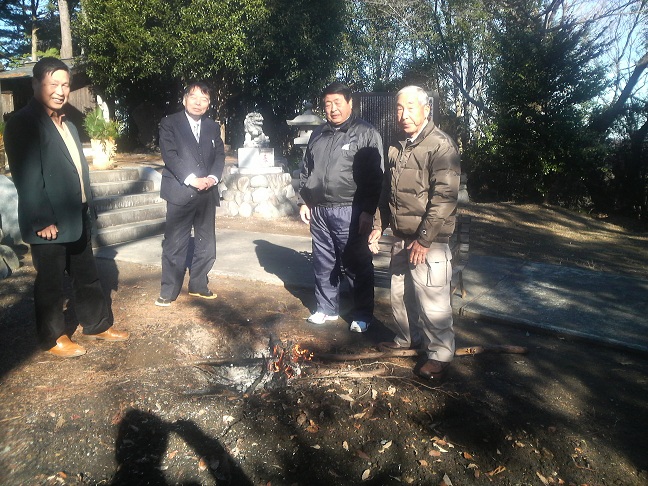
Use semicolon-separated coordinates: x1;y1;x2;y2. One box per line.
323;113;356;134
402;119;436;148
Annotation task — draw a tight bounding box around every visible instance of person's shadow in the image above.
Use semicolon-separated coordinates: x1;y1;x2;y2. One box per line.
253;239;315;310
112;409;252;485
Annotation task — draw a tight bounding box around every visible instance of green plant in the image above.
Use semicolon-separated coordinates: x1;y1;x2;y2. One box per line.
83;107;119;141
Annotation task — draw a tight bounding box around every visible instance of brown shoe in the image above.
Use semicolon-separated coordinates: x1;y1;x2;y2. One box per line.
86;327;130;342
47;335;86;358
417;359;450;380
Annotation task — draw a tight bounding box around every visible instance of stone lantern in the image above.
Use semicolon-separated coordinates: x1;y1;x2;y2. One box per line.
286;103;325;156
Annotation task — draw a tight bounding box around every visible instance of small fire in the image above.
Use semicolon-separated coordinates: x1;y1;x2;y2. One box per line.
268;343;313;379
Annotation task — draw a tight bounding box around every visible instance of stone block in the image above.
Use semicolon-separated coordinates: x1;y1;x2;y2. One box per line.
250;175;269;188
238;202;253;218
0;176;23;246
0;245;19;278
236;176;250;192
237;147;274;169
252;187;273;204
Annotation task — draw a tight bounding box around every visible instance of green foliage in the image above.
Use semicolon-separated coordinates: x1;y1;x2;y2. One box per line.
471;3;607;205
83;107;119;141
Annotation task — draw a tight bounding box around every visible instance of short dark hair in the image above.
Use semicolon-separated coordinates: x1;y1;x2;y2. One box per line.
184;82;211;99
32;57;70;82
322;82;352;102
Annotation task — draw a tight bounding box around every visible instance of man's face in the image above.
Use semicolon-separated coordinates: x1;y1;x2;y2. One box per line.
33;69;70;113
323;93;352;126
396;92;430;137
183;87;210;119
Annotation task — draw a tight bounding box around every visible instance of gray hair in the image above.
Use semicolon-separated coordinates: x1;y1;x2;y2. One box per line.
396;86;429;106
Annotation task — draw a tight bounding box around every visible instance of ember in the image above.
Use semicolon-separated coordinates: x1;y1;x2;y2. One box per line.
269;343;313;379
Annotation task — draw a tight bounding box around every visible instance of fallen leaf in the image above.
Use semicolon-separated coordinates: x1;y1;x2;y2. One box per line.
463;452;474;460
311;444;321;449
386;386;397;396
536;471;549;485
296;413;307;426
55;417;65;430
361;469;371;481
222;415;235;424
198;458;207;471
342;441;349;451
467;463;479;469
57;472;67;479
435;439;448;446
429;450;441;457
167;450;178;460
306;420;319;433
441;473;453;486
371;389;378;400
401;396;412;403
356;450;370;461
352;412;367;419
418;459;428;467
338;394;354;402
378;440;393;453
434;443;448;453
486;465;506;476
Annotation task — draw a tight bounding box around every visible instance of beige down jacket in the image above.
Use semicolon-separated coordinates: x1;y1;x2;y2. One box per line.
377;121;461;247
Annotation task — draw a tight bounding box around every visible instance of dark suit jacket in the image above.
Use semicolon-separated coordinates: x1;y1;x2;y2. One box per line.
5;98;94;245
159;111;225;206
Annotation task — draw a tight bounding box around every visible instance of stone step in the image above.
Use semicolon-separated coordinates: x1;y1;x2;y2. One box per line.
93;192;164;213
92;218;166;247
91;180;155;198
89;168;141;184
95;203;166;229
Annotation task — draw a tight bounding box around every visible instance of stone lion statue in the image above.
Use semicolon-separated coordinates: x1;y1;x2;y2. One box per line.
243;112;270;148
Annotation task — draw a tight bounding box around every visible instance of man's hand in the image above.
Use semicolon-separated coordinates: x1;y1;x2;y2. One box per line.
358;211;374;235
189;177;209;191
299;204;311;225
368;228;382;254
407;240;429;265
36;224;58;240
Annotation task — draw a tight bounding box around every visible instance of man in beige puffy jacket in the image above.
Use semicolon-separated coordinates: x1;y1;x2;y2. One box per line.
369;86;461;380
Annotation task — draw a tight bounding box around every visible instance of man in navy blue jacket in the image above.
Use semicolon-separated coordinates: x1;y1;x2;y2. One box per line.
156;82;226;307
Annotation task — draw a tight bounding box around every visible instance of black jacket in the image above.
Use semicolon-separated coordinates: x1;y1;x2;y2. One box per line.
299;114;383;213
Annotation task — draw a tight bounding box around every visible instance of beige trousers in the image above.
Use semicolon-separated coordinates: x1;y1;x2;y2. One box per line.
387;241;455;362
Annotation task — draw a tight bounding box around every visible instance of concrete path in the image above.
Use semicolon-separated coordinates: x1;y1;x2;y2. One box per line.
95;228;648;355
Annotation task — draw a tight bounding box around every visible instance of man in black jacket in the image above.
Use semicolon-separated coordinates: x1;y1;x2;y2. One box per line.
5;57;129;357
299;82;383;332
155;82;226;307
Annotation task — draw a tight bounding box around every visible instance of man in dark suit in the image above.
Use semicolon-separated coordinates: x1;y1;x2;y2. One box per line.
5;57;129;358
155;82;225;306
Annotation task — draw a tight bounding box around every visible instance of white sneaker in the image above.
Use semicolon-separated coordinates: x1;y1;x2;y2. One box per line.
307;312;339;325
349;320;370;333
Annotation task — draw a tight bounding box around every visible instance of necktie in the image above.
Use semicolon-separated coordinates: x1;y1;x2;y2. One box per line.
193;123;200;143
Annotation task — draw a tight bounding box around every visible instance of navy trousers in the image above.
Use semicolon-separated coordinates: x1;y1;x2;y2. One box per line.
160;193;216;300
310;205;374;321
30;209;112;348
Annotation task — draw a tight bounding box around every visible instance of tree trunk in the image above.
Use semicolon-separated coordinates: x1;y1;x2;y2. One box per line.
59;0;73;59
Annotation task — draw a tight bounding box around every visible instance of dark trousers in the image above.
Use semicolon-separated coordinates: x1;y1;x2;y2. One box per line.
310;205;374;321
30;212;112;348
160;194;216;300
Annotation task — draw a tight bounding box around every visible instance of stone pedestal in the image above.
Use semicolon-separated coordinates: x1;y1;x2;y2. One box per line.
218;167;297;219
237;147;275;169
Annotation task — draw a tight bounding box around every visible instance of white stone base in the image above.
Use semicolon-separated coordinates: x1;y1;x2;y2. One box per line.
237;147;274;169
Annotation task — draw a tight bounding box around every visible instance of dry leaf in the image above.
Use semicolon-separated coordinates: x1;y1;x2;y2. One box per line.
311;444;321;449
536;471;549;485
441;473;453;486
342;441;349;451
418;459;428;467
222;415;235;424
486;465;506;476
356;450;371;460
436;439;448;446
167;450;178;460
467;463;479;469
353;412;367;419
371;389;378;400
338;394;354;402
401;396;412;403
55;417;65;430
429;450;441;457
56;472;67;479
386;386;397;396
463;452;474;460
361;469;371;481
306;420;319;433
434;443;448;453
296;413;307;426
198;458;207;471
378;440;392;453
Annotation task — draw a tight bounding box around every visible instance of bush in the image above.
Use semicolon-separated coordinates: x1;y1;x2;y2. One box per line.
83;107;119;141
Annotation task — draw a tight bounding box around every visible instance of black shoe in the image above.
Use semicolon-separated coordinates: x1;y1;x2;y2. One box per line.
155;297;172;307
188;290;217;300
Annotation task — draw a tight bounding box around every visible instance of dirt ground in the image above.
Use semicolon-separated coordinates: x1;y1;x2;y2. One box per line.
1;203;647;486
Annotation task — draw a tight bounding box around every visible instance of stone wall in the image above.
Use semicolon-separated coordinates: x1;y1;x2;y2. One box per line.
218;168;298;219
